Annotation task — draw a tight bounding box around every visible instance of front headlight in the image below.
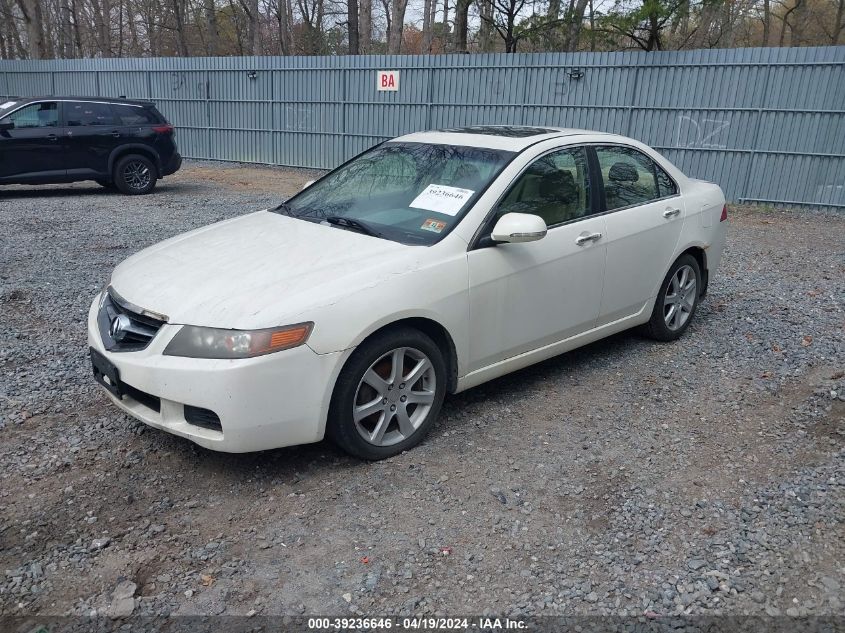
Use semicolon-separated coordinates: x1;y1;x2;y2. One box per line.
163;322;313;359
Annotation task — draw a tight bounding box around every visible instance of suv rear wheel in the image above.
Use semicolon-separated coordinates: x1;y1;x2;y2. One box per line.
114;154;157;195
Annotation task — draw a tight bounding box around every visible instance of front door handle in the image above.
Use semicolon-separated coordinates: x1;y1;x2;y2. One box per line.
111;130;121;138
45;134;58;141
575;232;602;246
663;207;681;218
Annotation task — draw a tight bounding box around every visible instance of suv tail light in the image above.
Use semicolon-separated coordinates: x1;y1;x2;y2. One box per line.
152;124;174;135
719;205;728;222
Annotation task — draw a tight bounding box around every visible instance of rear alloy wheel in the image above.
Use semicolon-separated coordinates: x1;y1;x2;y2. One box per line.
328;328;446;460
114;154;157;195
644;254;702;341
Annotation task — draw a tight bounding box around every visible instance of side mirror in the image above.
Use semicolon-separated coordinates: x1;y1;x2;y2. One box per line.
301;179;315;190
0;120;12;131
491;213;548;244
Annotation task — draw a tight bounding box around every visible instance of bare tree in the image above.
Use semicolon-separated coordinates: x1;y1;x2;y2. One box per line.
387;0;407;52
359;0;371;51
454;0;471;51
15;0;46;58
422;0;434;51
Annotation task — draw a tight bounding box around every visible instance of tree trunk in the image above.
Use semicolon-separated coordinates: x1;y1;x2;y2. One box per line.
762;0;770;45
380;0;391;49
171;0;190;55
422;0;433;52
454;0;471;51
205;0;219;54
441;0;449;50
387;0;408;53
16;0;46;58
359;0;371;52
478;0;493;51
790;0;806;45
720;0;734;47
690;0;718;48
348;0;359;53
564;0;589;51
833;0;844;44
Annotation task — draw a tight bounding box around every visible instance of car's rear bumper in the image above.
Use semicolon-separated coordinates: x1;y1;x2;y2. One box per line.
87;294;343;453
161;152;182;177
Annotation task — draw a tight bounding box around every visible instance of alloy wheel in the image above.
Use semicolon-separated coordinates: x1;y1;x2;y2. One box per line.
124;161;151;190
353;347;437;447
663;264;697;331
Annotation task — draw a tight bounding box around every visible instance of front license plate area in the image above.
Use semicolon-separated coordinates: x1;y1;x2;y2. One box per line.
90;348;123;398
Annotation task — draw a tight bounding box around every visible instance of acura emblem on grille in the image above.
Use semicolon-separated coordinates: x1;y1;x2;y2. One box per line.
109;314;132;342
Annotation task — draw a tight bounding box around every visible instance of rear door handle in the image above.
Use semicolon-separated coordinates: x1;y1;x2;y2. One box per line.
663;207;681;218
46;134;58;141
111;130;121;138
575;232;602;246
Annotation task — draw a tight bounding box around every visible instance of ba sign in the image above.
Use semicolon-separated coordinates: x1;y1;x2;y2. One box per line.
377;70;399;92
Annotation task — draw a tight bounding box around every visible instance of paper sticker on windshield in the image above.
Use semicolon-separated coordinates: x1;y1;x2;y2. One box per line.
0;101;16;110
410;184;474;217
421;219;447;233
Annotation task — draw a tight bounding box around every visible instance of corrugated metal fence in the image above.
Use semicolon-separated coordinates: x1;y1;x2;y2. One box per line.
1;46;844;207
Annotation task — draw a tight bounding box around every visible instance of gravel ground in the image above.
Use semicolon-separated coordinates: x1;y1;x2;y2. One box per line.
0;161;843;621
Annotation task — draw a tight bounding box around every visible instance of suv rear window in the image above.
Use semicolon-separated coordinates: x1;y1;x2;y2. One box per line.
112;104;161;126
66;102;115;126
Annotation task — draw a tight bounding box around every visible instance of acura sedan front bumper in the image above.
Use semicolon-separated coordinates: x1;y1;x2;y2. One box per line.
87;294;344;453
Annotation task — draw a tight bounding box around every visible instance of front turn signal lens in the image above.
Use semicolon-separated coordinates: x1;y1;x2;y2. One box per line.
163;322;313;359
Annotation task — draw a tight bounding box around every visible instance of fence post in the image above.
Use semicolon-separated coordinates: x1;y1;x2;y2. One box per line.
624;64;640;137
738;61;773;205
425;63;433;130
342;62;348;167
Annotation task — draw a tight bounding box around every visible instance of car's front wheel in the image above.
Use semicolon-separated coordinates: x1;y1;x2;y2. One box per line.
327;327;447;460
644;254;702;341
113;154;157;195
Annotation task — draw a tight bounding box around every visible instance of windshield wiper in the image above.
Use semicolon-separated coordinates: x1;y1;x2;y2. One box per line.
322;215;384;239
271;201;296;215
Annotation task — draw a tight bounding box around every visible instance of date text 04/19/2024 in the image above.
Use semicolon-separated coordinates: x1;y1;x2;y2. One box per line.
306;617;527;630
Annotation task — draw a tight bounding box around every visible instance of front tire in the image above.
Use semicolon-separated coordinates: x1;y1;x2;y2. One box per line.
327;327;447;460
644;254;701;341
113;154;157;195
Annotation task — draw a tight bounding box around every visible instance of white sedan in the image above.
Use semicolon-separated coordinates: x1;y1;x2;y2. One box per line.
88;126;727;459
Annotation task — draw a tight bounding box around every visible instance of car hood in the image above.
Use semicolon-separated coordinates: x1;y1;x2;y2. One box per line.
109;211;411;329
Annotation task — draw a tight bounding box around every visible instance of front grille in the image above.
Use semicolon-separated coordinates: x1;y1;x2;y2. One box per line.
184;405;222;431
97;289;166;352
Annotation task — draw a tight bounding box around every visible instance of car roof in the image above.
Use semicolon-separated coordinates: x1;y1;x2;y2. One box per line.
393;125;622;151
9;96;155;107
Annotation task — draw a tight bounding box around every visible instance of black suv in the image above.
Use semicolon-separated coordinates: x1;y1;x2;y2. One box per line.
0;96;181;195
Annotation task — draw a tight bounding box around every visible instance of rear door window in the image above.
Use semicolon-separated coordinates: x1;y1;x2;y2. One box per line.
595;145;662;210
66;102;115;127
112;104;159;126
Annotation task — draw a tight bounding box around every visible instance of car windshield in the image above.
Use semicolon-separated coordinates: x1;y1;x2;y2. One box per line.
279;142;516;245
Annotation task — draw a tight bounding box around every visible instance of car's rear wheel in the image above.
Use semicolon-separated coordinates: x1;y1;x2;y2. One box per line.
644;254;701;341
113;154;157;195
327;327;446;460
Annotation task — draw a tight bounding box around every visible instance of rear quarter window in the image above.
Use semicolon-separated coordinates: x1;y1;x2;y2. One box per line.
111;104;161;126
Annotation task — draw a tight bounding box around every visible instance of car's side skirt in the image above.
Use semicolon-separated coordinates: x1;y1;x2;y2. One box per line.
454;300;652;393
